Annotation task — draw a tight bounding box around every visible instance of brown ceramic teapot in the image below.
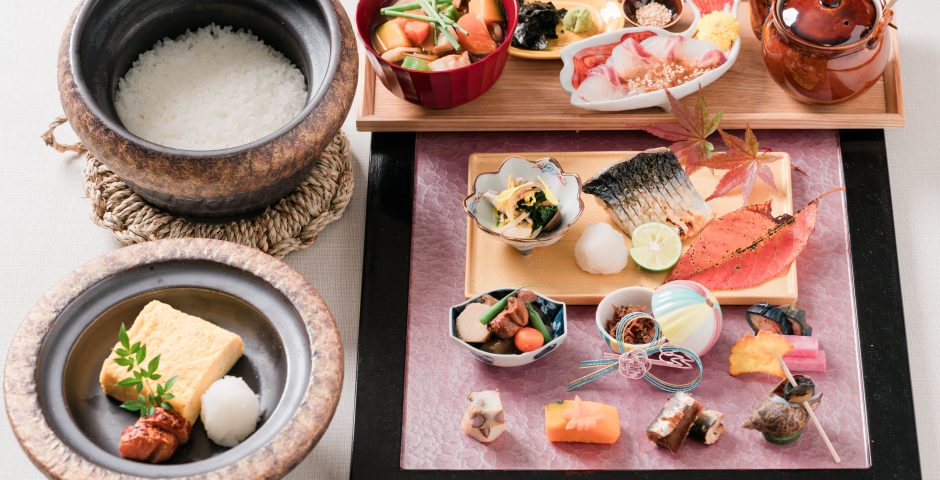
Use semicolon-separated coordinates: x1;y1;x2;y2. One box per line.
758;0;894;104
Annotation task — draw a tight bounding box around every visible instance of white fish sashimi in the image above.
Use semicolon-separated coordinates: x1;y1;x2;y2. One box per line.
609;38;656;79
662;36;683;63
696;49;727;69
576;64;629;102
641;35;724;66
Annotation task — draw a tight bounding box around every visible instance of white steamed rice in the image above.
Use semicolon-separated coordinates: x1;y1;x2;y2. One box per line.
200;375;261;447
114;24;307;151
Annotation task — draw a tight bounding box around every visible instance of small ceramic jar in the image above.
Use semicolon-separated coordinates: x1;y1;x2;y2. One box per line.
760;0;894;104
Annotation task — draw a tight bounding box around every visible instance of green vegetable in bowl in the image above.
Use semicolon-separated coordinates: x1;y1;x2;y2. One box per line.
525;302;553;343
440;4;461;21
402;56;431;71
483;176;561;240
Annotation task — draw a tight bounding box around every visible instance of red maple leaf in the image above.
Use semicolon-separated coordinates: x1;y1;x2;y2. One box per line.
698;126;781;206
668;189;843;290
644;89;722;173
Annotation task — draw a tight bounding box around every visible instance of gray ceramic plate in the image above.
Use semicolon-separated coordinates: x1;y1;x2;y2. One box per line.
4;239;343;479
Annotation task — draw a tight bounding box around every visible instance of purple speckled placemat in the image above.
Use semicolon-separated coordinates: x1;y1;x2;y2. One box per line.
403;131;868;470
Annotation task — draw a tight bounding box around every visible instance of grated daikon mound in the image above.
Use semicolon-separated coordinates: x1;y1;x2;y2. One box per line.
114;24;307;151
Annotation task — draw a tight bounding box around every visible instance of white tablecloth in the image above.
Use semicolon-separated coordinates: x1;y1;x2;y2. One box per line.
0;1;936;478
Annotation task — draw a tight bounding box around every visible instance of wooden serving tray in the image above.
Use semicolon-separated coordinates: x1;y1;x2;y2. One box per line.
357;1;903;132
464;150;797;305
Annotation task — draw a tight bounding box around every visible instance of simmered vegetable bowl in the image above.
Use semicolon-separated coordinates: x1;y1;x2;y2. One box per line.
372;0;508;71
450;288;568;367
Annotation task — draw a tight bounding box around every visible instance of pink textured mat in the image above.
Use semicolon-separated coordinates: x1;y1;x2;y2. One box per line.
404;131;868;470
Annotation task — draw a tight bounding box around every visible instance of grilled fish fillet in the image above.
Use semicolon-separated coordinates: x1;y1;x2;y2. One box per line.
582;148;714;238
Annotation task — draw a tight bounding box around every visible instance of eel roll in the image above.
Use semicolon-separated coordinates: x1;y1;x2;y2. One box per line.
646;392;703;453
688;409;725;445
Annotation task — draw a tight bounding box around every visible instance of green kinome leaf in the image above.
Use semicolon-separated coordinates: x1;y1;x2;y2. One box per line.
116;378;139;388
147;355;161;376
120;400;144;412
119;323;130;349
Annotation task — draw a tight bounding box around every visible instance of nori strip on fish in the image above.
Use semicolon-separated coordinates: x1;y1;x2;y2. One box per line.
746;303;813;336
583;149;714;238
689;409;725;445
513;2;566;51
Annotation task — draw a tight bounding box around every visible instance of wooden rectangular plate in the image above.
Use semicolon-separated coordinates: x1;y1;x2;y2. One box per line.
357;1;903;132
464;150;797;305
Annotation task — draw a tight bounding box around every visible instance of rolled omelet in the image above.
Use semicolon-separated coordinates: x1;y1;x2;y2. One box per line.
100;300;245;424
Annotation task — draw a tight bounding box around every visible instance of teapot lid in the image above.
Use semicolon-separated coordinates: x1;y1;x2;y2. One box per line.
778;0;879;46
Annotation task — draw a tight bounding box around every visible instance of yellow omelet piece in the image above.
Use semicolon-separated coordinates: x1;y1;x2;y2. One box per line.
99;300;245;424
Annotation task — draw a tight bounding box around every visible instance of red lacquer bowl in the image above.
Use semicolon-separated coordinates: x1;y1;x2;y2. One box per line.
356;0;518;109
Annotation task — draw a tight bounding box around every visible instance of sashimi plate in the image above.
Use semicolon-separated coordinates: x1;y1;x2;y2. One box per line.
509;0;626;60
559;0;742;111
464;151;796;305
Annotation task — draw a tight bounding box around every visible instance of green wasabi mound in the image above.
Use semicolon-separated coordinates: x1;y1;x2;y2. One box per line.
563;7;593;34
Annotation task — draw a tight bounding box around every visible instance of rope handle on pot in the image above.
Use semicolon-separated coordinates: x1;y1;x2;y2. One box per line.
42;116;87;155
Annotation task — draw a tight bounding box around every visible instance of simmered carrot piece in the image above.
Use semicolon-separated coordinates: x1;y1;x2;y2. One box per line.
404;20;431;44
469;0;504;24
456;14;497;55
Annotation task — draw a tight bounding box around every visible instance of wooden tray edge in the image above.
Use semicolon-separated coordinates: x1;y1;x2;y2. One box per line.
355;29;906;132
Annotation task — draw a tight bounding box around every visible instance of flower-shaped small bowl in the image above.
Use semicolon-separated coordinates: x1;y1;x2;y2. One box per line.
464;157;584;255
595;286;656;352
450;289;568;368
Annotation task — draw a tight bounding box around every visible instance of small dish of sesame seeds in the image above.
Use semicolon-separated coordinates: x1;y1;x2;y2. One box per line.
624;0;683;29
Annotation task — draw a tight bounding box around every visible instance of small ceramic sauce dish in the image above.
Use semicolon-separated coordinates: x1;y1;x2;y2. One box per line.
464;156;584;255
450;289;568;367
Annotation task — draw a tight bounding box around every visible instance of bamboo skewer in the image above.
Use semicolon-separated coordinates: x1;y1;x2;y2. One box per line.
885;0;898;29
776;354;841;464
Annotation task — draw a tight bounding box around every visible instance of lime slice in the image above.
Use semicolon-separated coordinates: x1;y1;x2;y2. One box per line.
630;222;682;272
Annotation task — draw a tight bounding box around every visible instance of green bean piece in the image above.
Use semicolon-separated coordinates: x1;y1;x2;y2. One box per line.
478;287;526;325
441;5;460;22
525;302;553;343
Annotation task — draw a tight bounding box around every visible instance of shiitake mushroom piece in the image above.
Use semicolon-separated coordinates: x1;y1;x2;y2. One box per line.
480;337;521;355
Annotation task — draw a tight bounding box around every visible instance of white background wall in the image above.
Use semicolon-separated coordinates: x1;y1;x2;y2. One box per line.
0;0;936;478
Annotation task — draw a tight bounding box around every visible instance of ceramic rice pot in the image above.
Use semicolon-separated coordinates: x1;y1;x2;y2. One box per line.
58;0;358;217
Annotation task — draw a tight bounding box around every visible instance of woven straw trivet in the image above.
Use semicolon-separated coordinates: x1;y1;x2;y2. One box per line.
42;116;354;258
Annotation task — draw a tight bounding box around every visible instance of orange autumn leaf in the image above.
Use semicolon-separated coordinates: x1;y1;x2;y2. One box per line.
728;331;793;378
